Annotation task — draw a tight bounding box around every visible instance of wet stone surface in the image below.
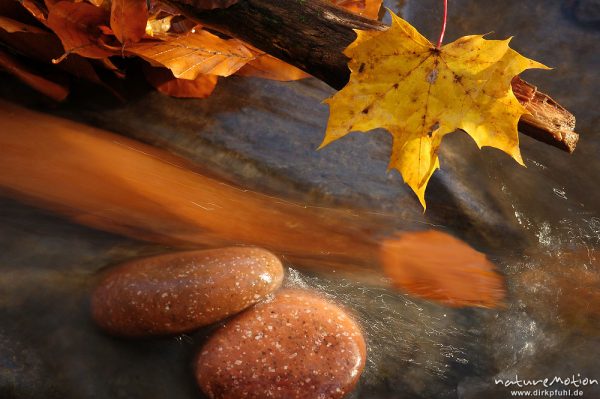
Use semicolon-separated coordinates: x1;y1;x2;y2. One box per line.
195;289;366;399
91;248;283;336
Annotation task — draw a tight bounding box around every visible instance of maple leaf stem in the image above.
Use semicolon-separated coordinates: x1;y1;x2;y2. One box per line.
436;0;448;49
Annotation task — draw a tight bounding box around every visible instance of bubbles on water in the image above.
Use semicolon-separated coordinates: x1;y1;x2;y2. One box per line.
552;187;568;200
283;267;485;398
535;222;554;248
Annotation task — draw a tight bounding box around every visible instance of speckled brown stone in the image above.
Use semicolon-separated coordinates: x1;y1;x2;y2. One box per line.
91;247;283;336
195;289;366;399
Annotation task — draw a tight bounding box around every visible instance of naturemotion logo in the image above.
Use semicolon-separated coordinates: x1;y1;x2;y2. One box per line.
494;374;598;389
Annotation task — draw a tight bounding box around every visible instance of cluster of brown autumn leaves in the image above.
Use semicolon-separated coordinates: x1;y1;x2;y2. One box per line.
0;0;381;101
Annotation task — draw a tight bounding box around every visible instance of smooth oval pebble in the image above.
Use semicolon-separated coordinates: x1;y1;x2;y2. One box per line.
91;247;283;336
196;289;366;399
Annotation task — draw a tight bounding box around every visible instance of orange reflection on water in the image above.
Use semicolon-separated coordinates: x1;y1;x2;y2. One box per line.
0;100;504;308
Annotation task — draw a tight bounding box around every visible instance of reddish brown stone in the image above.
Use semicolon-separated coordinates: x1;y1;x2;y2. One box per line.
196;289;366;399
91;247;283;336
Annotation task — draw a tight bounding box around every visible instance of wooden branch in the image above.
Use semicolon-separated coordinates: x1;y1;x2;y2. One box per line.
170;0;578;153
512;77;578;153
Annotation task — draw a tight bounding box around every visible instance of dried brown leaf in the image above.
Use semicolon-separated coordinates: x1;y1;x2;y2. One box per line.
46;0;115;60
126;30;253;79
110;0;148;45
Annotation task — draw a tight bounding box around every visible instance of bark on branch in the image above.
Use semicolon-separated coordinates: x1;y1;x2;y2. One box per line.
171;0;578;153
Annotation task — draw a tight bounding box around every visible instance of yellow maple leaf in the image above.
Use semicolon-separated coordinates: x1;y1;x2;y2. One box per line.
322;10;549;208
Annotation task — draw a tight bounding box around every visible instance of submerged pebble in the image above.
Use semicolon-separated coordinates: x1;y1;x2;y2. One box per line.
91;247;283;336
196;289;366;399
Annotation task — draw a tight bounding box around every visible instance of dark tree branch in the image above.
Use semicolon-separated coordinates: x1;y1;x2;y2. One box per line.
170;0;578;153
512;77;578;153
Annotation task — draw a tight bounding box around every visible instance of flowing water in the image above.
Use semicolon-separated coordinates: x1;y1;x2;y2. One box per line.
0;0;598;398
